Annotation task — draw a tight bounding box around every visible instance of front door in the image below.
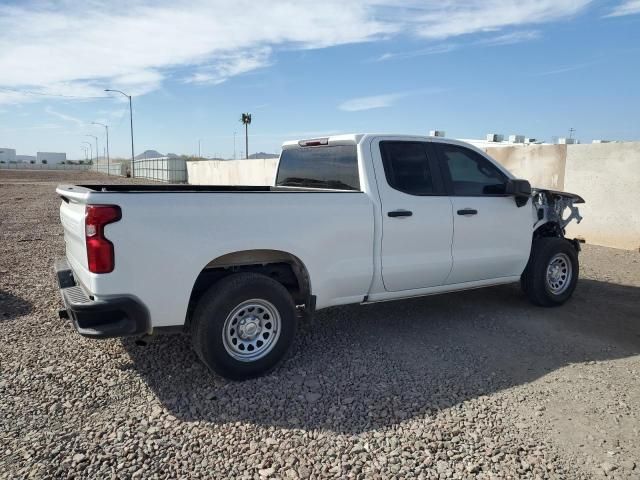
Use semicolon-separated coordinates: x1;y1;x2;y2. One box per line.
431;142;533;284
371;139;454;292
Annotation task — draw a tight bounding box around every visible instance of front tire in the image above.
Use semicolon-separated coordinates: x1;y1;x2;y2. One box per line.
521;237;579;307
191;273;297;380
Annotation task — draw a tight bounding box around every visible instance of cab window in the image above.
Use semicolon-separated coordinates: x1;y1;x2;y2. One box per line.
276;145;359;191
434;143;507;195
380;141;437;195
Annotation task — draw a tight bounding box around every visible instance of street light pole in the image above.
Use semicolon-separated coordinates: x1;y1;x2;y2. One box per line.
105;89;135;178
85;134;98;172
233;131;237;160
92;122;110;175
82;141;93;165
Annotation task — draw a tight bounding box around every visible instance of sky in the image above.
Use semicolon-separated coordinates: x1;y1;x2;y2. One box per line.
0;0;639;159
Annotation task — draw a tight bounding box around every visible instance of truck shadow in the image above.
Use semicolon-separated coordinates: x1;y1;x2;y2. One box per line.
0;289;32;321
122;279;640;434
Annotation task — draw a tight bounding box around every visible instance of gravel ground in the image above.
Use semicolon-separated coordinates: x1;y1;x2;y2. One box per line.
1;169;639;479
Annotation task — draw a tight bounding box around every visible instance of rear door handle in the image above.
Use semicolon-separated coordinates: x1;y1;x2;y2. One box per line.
457;208;478;216
388;210;413;218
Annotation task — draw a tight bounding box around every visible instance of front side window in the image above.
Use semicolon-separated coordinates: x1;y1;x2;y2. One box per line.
435;144;507;195
276;145;359;190
380;141;435;195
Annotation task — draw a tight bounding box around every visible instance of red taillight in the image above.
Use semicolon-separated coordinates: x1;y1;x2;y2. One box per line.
85;205;121;274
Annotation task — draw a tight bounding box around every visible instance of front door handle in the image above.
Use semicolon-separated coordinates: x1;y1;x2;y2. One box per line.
457;208;478;216
388;210;413;218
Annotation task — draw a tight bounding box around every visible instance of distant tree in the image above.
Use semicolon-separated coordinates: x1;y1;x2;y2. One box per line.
240;112;252;159
41;159;48;164
30;160;35;164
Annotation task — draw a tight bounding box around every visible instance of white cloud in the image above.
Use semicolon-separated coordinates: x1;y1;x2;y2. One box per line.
477;30;541;46
534;61;597;76
605;0;640;17
185;48;273;85
338;87;446;111
408;0;592;39
0;1;593;103
0;90;30;105
45;106;85;127
339;93;409;112
375;44;457;62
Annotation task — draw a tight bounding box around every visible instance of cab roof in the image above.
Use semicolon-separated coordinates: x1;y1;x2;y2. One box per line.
281;133;476;150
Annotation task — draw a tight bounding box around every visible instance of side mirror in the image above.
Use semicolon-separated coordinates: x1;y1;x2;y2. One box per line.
505;179;531;207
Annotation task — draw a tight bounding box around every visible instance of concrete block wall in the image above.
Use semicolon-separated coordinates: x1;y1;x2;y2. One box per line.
486;142;640;251
187;143;640;251
485;144;566;191
563;143;640;251
187;158;279;186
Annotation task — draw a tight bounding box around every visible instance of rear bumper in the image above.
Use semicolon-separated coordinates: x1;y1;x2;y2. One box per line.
54;258;150;338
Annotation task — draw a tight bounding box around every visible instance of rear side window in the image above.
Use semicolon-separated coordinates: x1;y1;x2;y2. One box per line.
380;141;435;195
434;143;507;195
276;145;360;190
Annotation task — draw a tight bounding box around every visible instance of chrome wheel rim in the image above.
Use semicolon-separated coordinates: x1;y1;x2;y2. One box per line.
222;299;281;362
546;253;572;294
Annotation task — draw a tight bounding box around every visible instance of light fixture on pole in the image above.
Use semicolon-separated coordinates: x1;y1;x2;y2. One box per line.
92;121;110;176
105;89;135;177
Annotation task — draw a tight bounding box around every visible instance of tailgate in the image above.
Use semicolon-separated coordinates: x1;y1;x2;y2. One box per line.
57;185;91;289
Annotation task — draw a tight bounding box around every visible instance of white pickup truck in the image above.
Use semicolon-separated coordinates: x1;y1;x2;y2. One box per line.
56;134;584;379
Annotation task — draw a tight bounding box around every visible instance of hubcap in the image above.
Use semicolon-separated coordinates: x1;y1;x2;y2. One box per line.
546;253;572;294
222;299;281;362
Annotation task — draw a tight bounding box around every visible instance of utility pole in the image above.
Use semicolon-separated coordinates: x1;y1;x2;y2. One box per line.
105;89;135;177
240;113;252;159
198;139;201;158
92;122;110;175
569;128;575;140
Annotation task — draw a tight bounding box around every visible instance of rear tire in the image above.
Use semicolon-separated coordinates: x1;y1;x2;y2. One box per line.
191;273;297;380
521;237;579;307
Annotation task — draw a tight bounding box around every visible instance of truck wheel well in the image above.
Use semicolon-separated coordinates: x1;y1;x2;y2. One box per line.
533;221;581;252
185;250;311;330
533;221;564;240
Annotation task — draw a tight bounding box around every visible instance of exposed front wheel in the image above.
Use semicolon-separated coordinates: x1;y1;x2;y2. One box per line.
521;237;579;307
191;273;297;380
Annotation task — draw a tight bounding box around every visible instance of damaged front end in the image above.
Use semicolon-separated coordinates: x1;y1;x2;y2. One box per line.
532;189;585;245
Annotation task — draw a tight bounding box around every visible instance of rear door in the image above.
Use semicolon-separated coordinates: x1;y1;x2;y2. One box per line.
431;142;532;284
371;139;454;291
